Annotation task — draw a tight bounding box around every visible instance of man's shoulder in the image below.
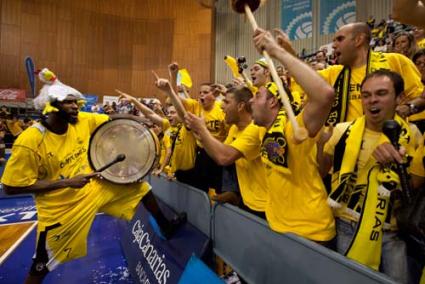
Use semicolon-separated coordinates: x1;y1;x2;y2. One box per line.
334;121;352;132
321;64;344;73
383;51;411;65
14;123;46;148
77;111;104;120
231;123;261;139
319;65;344;79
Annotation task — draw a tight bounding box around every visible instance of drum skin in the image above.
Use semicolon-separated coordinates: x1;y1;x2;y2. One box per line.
88;118;159;184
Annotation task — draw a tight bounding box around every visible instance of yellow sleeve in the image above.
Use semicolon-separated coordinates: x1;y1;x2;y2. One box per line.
183;98;201;115
162;118;170;132
387;53;424;101
163;133;172;149
224;125;236;145
323;122;351;156
79;112;109;133
318;65;342;86
290;78;305;96
1;130;41;187
293;65;341;98
229;124;262;161
410;140;425;177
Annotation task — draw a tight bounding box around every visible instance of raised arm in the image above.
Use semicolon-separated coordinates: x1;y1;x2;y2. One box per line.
153;72;187;122
168;62;179;95
115;89;165;127
316;127;334;177
185;112;243;166
253;28;335;137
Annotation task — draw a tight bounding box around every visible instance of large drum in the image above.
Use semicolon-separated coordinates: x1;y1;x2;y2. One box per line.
88;118;159;184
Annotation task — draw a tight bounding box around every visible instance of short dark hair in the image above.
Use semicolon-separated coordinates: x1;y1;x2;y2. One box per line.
361;69;404;97
200;82;213;88
413;48;425;64
226;86;253;113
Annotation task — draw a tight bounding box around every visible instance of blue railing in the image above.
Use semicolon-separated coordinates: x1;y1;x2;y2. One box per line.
149;175;396;284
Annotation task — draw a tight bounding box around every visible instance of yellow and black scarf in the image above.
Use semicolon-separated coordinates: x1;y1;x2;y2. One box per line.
326;51;390;126
260;108;290;174
329;115;412;269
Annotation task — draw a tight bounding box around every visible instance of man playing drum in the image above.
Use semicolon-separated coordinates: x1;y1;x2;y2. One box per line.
0;68;186;284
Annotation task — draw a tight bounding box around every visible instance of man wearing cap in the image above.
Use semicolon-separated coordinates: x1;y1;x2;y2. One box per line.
251;56;302;114
1;69;185;284
250;57;271;88
251;29;336;245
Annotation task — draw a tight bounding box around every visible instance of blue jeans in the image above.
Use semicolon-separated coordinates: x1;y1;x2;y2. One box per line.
336;218;409;283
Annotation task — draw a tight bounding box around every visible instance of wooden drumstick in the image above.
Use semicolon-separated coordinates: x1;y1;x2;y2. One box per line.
231;0;308;143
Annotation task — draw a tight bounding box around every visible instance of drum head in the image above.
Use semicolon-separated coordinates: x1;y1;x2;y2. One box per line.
88;118;159;184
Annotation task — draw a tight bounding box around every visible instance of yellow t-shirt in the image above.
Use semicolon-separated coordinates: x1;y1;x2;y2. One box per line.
158;118;172;166
324;123;382;222
318;52;424;122
410;139;425;177
417;38;425;49
224;123;268;212
169;125;196;172
1;112;109;223
184;99;228;143
290;77;305;106
261;113;335;241
324;120;418;227
162;118;170;132
6;120;23;137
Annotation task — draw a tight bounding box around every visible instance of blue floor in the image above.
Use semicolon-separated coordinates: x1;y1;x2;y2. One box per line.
0;212;133;284
0;151;132;283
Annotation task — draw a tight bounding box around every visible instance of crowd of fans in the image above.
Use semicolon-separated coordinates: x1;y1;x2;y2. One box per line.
3;12;425;284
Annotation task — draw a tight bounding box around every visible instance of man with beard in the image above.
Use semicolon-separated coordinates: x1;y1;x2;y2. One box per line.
1;69;185;284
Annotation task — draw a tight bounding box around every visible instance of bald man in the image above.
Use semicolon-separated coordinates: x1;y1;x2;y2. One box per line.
317;22;424;126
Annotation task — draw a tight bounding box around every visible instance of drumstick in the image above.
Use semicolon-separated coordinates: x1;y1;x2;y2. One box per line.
243;4;308;143
98;154;126;172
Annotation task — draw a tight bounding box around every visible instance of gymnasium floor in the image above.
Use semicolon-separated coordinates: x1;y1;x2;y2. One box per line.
0;195;134;284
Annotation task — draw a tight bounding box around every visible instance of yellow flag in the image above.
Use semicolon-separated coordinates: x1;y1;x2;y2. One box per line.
224;55;241;79
177;69;193;89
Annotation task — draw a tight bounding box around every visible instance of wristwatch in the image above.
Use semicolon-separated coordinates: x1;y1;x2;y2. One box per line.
408;103;418;115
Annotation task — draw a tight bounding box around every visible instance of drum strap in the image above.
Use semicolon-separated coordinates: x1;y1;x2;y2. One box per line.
168;125;182;167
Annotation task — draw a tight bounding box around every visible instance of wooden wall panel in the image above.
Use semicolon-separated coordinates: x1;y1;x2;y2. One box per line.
0;0;213;101
1;0;22;25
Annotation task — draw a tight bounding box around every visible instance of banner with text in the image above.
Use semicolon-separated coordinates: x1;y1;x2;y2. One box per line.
281;0;312;40
320;0;356;35
120;201;210;283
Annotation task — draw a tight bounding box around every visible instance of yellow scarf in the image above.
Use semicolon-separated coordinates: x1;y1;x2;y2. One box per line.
326;51;390;126
329;115;411;269
260;108;290;174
